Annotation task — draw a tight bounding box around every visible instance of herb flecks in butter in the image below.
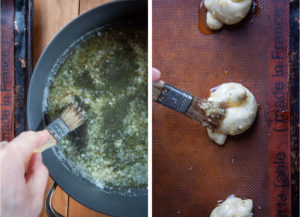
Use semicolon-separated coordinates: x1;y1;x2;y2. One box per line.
47;24;147;190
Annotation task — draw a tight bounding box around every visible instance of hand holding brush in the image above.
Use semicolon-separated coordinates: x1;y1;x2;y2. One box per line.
25;105;85;164
0;104;85;217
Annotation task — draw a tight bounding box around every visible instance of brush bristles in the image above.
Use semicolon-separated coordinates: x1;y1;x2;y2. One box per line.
185;97;227;129
60;105;86;131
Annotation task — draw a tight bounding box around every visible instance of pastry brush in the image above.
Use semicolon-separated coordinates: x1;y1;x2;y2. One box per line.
34;104;86;153
153;80;227;129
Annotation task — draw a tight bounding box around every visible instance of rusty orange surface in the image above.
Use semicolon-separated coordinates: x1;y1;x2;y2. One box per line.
153;0;291;216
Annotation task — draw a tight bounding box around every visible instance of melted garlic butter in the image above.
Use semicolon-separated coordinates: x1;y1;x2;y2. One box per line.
210;195;253;217
207;82;257;145
204;0;252;30
47;25;147;190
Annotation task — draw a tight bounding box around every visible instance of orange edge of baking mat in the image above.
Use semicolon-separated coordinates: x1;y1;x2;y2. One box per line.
1;0;15;141
267;2;291;216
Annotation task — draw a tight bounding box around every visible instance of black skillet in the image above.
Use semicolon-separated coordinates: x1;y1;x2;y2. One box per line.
27;1;147;216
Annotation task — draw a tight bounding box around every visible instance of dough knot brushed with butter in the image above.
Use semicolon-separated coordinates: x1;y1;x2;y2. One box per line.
204;0;252;30
210;196;253;217
207;82;257;145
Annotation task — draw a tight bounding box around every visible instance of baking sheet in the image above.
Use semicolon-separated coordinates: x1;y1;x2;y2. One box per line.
152;0;291;216
1;0;33;140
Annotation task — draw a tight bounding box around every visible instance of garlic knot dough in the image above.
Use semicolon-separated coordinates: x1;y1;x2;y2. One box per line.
204;0;252;30
210;196;253;217
207;82;257;145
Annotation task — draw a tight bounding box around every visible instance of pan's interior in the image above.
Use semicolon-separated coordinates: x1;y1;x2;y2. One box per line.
27;1;148;216
42;22;147;196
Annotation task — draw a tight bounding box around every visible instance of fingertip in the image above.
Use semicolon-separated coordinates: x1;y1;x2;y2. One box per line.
152;67;161;81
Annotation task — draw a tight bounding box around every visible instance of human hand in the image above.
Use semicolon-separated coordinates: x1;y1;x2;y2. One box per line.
0;130;50;217
152;67;161;81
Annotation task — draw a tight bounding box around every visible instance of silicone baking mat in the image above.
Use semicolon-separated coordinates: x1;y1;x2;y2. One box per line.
153;0;291;216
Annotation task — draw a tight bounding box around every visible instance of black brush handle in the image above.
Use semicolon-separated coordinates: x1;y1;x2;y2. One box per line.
153;80;193;114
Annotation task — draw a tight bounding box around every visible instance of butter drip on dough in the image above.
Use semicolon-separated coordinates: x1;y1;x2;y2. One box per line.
207;82;257;145
210;195;253;217
204;0;252;30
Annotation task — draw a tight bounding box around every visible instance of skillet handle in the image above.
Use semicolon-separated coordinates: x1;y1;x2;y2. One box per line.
45;182;65;217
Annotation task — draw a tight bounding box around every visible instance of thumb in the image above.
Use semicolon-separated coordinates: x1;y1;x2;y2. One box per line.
10;130;50;163
26;153;49;199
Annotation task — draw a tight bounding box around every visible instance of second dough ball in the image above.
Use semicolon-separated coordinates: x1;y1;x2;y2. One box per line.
204;0;252;30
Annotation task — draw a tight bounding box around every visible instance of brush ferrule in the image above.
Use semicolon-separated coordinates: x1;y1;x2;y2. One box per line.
46;118;70;142
156;84;193;113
